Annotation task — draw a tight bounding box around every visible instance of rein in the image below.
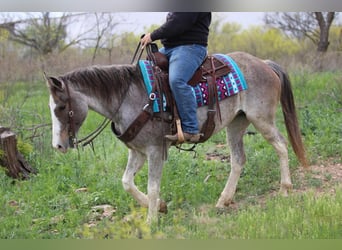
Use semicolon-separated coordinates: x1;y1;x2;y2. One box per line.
131;34;145;64
76;118;111;147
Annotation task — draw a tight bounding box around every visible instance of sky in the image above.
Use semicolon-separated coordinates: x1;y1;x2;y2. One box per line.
119;12;265;34
1;12;266;37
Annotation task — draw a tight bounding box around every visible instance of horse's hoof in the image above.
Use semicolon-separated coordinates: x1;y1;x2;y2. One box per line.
159;201;168;214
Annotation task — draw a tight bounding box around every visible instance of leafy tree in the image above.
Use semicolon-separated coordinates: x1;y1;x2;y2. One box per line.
327;25;342;51
207;18;300;61
208;20;242;54
0;27;10;58
231;26;301;60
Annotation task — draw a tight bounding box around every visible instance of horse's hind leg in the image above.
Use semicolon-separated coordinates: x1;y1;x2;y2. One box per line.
216;114;250;208
122;149;149;207
252;119;292;195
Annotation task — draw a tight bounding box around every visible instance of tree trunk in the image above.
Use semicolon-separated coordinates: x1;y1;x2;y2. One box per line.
314;12;335;52
0;126;37;179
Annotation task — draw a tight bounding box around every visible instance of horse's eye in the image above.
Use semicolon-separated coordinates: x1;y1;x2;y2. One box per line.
59;105;66;111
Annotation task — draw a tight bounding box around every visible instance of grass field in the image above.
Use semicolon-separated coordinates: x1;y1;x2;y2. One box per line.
0;71;341;239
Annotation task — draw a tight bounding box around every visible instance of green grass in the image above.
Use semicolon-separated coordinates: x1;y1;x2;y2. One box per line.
292;72;342;161
158;188;342;239
0;71;341;239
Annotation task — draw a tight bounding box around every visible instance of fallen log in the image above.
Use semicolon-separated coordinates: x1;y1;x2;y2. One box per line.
0;126;37;179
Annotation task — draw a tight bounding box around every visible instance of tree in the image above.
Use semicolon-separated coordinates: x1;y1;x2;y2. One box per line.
264;12;337;52
208;19;242;54
0;126;37;179
67;13;127;64
0;13;70;56
88;13;120;64
0;12;107;57
314;12;336;52
231;26;301;60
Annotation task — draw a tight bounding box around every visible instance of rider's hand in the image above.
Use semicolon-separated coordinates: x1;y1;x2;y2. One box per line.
140;33;152;49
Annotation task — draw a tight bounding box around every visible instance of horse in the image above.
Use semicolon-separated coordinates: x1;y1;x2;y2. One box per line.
45;51;307;223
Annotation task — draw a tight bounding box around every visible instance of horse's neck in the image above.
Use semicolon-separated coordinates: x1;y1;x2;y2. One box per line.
75;82;146;123
83;93;114;118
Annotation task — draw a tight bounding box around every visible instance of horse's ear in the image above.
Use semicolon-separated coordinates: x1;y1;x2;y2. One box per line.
44;72;65;92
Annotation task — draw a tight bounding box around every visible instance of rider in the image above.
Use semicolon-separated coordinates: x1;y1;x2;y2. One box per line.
140;12;212;143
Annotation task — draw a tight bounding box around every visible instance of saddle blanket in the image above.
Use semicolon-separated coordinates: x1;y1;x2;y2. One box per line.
138;54;248;112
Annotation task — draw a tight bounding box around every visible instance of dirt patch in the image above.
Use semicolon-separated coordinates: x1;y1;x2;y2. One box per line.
204;144;341;212
293;159;342;195
214;159;342;214
205;144;342;196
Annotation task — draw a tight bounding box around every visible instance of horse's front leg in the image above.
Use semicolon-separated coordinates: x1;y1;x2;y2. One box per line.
122;149;149;207
146;146;166;223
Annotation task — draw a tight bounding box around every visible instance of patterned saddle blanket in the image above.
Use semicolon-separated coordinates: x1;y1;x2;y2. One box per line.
138;54;248;112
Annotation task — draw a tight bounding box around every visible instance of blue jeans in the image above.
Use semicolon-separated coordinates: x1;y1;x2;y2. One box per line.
160;44;207;134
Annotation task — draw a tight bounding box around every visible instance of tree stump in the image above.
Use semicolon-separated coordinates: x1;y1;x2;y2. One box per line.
0;126;37;179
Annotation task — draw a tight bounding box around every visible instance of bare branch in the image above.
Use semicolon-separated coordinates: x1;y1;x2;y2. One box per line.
264;12;337;52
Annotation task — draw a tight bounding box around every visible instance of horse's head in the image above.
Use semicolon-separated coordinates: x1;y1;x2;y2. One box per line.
45;74;88;153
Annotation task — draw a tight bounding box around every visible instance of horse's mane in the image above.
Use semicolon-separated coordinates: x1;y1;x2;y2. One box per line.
60;64;144;105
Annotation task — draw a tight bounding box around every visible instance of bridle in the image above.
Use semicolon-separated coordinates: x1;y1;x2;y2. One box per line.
64;82;77;148
64;82;110;150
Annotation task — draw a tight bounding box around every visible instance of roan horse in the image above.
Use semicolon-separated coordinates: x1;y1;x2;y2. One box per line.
45;51;307;223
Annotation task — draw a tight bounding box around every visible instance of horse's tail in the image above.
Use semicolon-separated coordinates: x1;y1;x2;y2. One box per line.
264;60;308;168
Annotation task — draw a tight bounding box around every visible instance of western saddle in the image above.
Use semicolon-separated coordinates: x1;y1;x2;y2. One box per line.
111;43;230;146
